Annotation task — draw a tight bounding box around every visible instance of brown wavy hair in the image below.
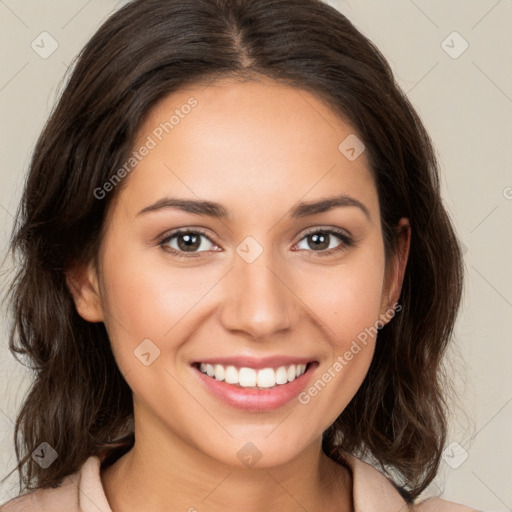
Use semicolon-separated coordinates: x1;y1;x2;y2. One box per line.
2;0;464;502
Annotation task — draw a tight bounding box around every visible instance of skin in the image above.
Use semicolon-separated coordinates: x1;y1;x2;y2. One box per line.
68;77;410;512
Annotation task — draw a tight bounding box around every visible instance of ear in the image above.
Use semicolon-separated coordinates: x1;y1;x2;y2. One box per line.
379;217;411;317
65;260;104;323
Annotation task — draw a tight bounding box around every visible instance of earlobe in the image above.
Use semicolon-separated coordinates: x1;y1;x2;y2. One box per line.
65;261;104;323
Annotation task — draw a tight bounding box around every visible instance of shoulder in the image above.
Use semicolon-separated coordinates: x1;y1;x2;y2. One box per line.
0;456;109;512
340;451;479;512
413;496;481;512
0;472;80;512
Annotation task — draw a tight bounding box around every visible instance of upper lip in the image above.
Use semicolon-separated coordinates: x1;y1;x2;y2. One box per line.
192;355;316;370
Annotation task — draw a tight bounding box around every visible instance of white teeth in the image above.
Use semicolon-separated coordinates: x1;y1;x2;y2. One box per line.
198;362;309;388
275;366;288;385
225;365;238;384
239;367;257;387
214;364;225;381
257;368;276;388
287;364;296;382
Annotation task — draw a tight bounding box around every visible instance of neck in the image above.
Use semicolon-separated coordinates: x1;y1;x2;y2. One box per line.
101;414;353;512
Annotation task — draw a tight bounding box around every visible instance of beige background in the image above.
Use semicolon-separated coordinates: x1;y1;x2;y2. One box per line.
0;0;511;509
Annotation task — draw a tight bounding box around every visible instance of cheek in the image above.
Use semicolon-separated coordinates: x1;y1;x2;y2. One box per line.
295;265;383;425
295;246;386;349
98;239;223;365
294;242;385;407
97;247;208;424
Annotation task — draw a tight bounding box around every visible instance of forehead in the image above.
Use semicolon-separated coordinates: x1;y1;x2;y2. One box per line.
116;78;378;222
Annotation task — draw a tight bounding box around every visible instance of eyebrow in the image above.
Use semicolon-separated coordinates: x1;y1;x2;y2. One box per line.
136;194;371;221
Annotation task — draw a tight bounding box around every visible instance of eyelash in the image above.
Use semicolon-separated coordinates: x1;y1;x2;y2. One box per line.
157;227;355;259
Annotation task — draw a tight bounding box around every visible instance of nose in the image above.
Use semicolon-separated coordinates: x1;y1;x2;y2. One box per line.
219;247;300;340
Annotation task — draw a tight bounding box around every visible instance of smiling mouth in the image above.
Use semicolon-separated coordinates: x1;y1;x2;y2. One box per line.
192;362;315;390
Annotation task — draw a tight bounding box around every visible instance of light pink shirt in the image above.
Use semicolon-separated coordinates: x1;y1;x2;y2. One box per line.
1;452;479;511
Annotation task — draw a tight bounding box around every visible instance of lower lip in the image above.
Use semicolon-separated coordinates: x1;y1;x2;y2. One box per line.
193;363;317;412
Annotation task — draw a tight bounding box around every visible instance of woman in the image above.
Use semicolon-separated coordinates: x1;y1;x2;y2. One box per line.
1;0;477;510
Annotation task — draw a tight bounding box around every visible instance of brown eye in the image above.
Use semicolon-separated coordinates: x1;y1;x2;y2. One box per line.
175;232;202;252
159;229;217;256
295;228;354;256
305;232;330;251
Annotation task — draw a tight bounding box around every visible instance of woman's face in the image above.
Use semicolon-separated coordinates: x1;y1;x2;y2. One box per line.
74;77;409;468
